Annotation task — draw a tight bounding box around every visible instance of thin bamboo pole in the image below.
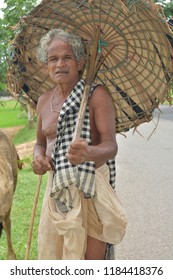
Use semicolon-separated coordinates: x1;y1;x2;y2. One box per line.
73;26;100;139
25;175;42;260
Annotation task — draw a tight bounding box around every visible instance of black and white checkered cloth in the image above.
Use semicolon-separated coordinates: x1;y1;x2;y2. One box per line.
51;79;116;212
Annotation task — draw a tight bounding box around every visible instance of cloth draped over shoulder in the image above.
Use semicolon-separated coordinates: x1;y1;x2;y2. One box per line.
51;79;116;212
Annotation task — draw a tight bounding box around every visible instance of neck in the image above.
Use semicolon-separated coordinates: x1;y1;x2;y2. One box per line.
54;78;80;98
50;79;80;113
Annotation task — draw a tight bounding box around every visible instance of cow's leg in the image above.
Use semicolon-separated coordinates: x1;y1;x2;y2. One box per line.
2;211;16;260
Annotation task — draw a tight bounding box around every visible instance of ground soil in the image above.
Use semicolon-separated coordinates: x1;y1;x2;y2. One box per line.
2;127;35;159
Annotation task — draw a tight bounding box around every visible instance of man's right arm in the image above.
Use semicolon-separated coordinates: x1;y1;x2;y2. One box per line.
32;107;52;175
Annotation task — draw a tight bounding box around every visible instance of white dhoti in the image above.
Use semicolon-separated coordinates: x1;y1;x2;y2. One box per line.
38;164;127;260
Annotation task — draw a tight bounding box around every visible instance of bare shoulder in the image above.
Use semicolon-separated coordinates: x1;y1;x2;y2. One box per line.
36;90;52;114
89;84;116;138
89;85;114;110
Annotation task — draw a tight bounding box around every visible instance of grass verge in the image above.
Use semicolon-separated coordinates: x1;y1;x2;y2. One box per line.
0;158;47;260
0;101;42;259
13;125;36;145
0;100;28;128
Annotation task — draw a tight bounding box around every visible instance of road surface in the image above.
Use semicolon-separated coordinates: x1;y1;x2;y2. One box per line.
115;105;173;260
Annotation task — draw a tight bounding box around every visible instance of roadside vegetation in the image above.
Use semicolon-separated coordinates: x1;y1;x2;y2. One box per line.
13;125;36;145
0;100;46;260
0;100;28;128
0;100;36;144
0;164;47;260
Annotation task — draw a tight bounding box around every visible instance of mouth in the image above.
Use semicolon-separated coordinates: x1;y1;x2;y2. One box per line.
55;70;68;75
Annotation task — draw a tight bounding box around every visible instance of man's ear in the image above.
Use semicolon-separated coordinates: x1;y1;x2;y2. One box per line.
78;57;85;71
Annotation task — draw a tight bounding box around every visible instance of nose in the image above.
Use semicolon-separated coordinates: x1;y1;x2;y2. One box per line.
56;58;65;67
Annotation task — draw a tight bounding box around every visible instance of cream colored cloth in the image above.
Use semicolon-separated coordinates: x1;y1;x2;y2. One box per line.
38;164;127;260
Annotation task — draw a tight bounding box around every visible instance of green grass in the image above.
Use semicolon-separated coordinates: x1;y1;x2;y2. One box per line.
0;159;47;260
0;99;37;145
0;100;28;128
13;125;36;145
0;100;43;260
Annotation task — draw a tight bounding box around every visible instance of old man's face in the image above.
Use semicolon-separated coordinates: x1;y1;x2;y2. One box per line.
46;38;84;86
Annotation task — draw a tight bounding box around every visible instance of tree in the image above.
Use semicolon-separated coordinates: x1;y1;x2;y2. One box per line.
0;0;38;92
164;2;173;19
153;1;173;18
0;0;38;128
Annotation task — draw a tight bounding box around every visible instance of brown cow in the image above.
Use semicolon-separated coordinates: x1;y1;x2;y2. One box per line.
0;129;19;259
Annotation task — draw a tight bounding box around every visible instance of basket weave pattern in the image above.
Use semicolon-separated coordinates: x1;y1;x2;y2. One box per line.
7;0;173;133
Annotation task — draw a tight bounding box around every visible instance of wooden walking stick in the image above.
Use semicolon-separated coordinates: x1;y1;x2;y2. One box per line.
73;26;100;139
73;26;116;139
25;174;42;260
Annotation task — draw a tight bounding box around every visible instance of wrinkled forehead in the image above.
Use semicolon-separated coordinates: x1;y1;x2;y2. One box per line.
47;38;74;54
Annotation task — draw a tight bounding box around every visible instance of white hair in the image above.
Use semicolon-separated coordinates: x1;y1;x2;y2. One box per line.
37;29;85;64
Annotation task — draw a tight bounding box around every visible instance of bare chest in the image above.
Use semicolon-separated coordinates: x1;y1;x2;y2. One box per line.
40;96;99;144
41;106;58;139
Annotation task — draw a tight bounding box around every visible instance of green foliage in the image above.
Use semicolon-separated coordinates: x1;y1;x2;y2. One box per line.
0;0;38;92
165;2;173;19
153;0;173;18
0;161;47;260
13;125;36;145
0;99;28;127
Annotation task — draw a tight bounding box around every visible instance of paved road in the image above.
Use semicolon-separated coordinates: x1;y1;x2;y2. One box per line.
115;105;173;260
